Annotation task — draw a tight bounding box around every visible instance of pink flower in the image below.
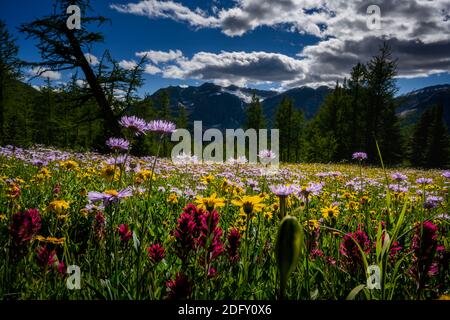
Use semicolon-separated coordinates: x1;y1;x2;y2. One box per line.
147;244;165;264
117;224;133;243
36;245;57;269
340;228;371;271
166;273;192;300
10;208;41;245
173;212;196;261
226;228;241;263
57;261;66;275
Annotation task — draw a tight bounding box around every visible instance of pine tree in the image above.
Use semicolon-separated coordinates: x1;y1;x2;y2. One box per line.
176;103;189;129
364;43;402;164
245;92;266;131
412;105;450;168
275;97;294;162
290;109;305;162
156;89;171;120
0;20;20;144
425;105;450;168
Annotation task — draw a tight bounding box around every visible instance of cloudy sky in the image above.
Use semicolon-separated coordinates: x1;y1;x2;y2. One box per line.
2;0;450;94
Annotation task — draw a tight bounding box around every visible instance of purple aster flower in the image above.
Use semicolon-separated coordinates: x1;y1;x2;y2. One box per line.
258;150;277;165
106;137;130;151
389;184;409;193
442;171;450;179
391;172;407;182
416;177;433;185
147;120;176;134
423;196;443;209
269;184;294;197
352;152;368;161
119;116;148;136
87;187;133;207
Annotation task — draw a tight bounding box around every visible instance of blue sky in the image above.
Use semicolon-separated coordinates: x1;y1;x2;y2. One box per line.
1;0;449;96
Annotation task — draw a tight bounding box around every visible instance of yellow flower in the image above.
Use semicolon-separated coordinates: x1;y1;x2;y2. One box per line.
0;214;6;221
136;169;156;182
167;193;179;205
60;160;79;171
35;235;46;242
35;236;65;246
100;165;120;181
200;174;215;185
304;219;320;232
47;200;70;214
195;193;225;211
341;192;354;200
347;201;359;211
80;208;89;217
438;295;450;300
321;205;339;220
47;237;65;245
263;211;273;220
231;195;265;216
104;189;119;197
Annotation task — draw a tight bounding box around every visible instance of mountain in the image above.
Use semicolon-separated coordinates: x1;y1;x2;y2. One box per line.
151;82;278;129
151;82;332;129
262;86;333;124
396;84;450;128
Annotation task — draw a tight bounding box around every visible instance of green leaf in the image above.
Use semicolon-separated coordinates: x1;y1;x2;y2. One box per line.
346;284;366;300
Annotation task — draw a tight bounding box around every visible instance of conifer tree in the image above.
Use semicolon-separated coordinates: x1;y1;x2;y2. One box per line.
0;20;20;144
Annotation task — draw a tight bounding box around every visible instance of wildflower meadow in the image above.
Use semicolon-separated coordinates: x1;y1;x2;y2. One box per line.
0;117;449;300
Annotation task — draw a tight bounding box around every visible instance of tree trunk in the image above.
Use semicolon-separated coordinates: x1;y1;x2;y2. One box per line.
65;30;121;143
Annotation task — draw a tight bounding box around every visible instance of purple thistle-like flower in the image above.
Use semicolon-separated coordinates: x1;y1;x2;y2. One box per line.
87;187;133;207
423;196;443;209
352;152;368;161
391;172;407;182
258;149;277;162
442;171;450;179
119;116;148;136
269;184;294;197
106;137;130;151
389;184;409;193
416;177;433;185
147;120;176;134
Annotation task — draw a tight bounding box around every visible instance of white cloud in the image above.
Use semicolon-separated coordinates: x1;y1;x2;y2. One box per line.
113;0;450;87
119;59;138;70
157;50;305;86
110;0;218;28
84;53;99;66
136;49;184;64
29;68;62;80
144;64;162;75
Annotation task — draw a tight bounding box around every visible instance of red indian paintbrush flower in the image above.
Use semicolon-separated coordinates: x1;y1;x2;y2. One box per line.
227;228;241;263
166;273;192;300
340;227;371;271
10;208;41;245
36;245;57;269
117;224;133;243
173;212;196;261
147;244;165;264
409;221;442;288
